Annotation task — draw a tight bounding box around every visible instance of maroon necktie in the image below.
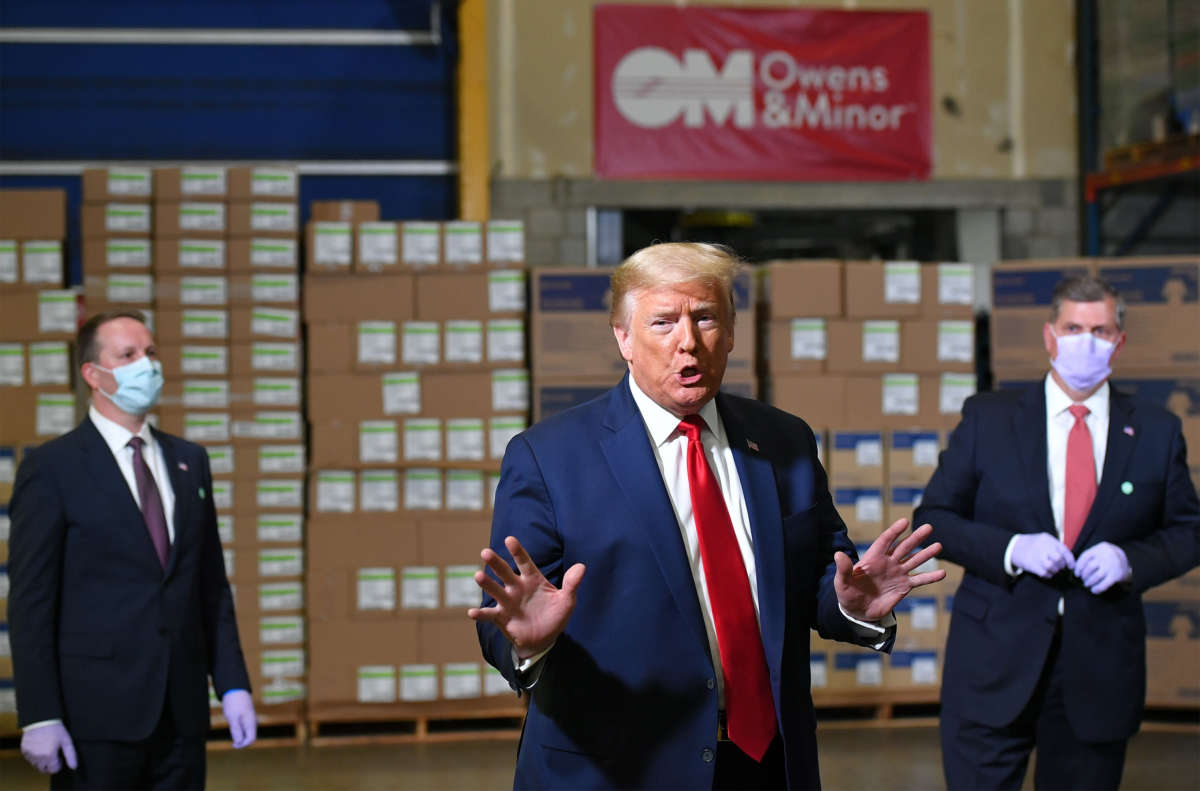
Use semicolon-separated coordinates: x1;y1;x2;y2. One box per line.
677;415;777;761
129;436;170;568
1063;405;1096;550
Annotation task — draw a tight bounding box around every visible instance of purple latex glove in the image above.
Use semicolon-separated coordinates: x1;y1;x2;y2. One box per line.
1011;533;1076;578
221;689;257;749
1075;542;1131;593
21;722;77;774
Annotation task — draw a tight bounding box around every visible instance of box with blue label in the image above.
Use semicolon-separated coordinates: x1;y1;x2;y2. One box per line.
1096;257;1200;370
991;259;1096;369
1143;600;1200;705
888;430;941;487
892;596;941;650
886;485;926;530
833;491;884;542
829;430;885;488
884;649;940;689
828;649;885;690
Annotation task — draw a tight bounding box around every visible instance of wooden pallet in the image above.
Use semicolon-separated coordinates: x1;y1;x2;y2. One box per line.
1103;133;1200;170
812;689;941;730
307;705;527;746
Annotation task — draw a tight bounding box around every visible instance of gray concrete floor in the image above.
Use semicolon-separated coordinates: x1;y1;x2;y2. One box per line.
3;728;1198;789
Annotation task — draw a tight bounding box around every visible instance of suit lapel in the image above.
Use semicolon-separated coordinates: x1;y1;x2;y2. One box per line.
153;427;187;577
1014;383;1057;534
1075;390;1137;550
77;418;163;571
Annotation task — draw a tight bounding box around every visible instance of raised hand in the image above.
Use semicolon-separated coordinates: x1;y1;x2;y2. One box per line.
834;518;946;622
467;536;586;660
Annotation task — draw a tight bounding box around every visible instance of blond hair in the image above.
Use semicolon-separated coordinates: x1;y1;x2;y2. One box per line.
609;242;742;328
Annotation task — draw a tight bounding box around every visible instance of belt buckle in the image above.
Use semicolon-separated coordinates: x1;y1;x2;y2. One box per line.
717;711;730;742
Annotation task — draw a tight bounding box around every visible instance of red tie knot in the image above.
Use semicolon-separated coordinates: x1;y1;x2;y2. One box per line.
677;414;708;442
1068;404;1090;422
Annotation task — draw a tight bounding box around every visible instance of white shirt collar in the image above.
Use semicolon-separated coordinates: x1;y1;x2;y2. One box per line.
1044;373;1109;422
627;374;725;447
89;403;155;456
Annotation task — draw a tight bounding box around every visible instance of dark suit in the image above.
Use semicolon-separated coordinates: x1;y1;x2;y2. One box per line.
7;418;249;781
916;382;1200;787
478;375;890;790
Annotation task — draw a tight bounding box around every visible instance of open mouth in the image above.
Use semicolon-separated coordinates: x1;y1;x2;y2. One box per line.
678;366;703;385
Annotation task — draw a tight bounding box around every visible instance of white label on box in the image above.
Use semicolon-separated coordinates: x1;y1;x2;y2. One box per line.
402;222;440;267
259;549;303;577
185;412;229;441
357;666;397;703
108;274;153;304
402;321;440;364
251;238;297;268
0;240;16;282
251;308;298;338
856;656;883;686
182;166;226;195
444;565;480;607
446;470;485;511
180;202;224;232
444;663;482;699
252;168;297;196
182;310;228;339
443;221;482;265
357;321;396;365
253;377;300;406
883;261;921;304
257;513;303;543
107;167;151;195
182;379;229;408
260;616;303;645
252;274;298;303
106;238;152;268
484;666;510;697
913;438;939;467
488;270;526;312
489;473;501;508
38;291;77;333
0;514;11;540
251;202;296;232
178;238;224;269
261;678;307;705
317;471;355;512
882;374;919;415
222;549;234;575
382;372;420;414
940;374;975;415
789;319;826;360
36;395;75;436
0;686;15;713
1;452;16;483
217;515;234;544
855;493;883;524
487;221;524;263
912;656;938;684
258;411;302;440
490;417;526;460
446;418;485;460
0;344;23;385
181;345;228;375
357;567;397;610
404;469;442;510
258;445;305;474
23;240;63;284
361;471;399;512
253;342;298;371
401;665;438;701
938;263;975;305
862;320;900;362
261;649;304;678
912;601;937;630
492;369;529;412
0;571;7;598
444;320;483;363
937;320;974;362
358;222;398;265
360;420;399;463
487;319;525;363
212;480;233;510
810;658;827;688
260;583;303;611
402;568;439;609
313;222;351;265
853;437;883;467
403;418;441;461
107;203;151;232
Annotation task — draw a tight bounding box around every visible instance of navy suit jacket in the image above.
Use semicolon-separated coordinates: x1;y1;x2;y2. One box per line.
7;418;250;740
478;376;888;790
916;382;1200;742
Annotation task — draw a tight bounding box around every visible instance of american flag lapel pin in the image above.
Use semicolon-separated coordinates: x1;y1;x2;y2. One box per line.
746;439;759;452
1123;426;1134;437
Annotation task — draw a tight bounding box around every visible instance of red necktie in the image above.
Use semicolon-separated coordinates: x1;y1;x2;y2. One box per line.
677;415;776;761
1063;405;1096;550
129;436;170;568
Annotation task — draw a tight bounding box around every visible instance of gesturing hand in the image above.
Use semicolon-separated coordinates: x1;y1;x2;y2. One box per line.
834;518;946;622
467;536;586;660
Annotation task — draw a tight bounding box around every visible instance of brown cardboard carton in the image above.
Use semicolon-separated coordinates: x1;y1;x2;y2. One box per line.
825;646;885;691
155;308;230;344
831;484;885;543
229;341;303;377
307;370;507;422
926;263;977;318
486;220;525;267
17;240;65;287
765;318;825;374
442;221;484;271
769;374;847;428
153;201;226;238
85;238;154;274
1143;600;1200;705
153;167;229;200
885;485;927;533
306;323;355;375
891;595;943;651
418;614;520;707
826;320;902;374
901;318;975;373
228;167;299;200
415;270;527;320
310;200;380;223
306;222;357;274
990;259;1096;369
0;287;79;342
82;168;153;202
307;514;421;620
764;260;842;318
888;430;942;487
229;306;301;341
227;237;299;273
303;274;414;323
1096;257;1200;369
152;238;226;274
228;201;299;238
228;274;300;307
156;275;230;308
843;261;926;319
81;202;153;238
842;373;973;431
82;271;154;308
307;616;419;706
0;387;79;443
884;648;941;690
354;221;402;274
400;222;444;271
0;189;67;239
828;430;886;488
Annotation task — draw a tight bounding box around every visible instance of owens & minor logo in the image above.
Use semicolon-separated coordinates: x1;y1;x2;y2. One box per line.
612;46;913;132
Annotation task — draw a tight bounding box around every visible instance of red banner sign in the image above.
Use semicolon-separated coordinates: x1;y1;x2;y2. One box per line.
594;5;931;181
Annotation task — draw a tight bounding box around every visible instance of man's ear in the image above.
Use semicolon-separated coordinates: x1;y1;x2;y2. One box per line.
613;324;633;362
80;362;99;392
1042;323;1057;360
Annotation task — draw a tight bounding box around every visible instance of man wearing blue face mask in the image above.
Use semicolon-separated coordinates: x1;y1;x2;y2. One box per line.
8;311;256;789
917;275;1200;791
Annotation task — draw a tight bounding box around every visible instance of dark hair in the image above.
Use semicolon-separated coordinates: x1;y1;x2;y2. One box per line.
76;310;147;369
1049;275;1126;331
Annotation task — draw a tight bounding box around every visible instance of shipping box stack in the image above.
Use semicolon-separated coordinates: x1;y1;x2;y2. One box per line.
0;187;74;736
305;208;528;727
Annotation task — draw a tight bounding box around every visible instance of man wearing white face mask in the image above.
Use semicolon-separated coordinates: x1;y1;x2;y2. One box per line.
8;311;256;789
917;276;1200;791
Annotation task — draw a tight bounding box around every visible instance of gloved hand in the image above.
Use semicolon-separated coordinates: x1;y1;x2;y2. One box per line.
221;689;257;749
21;722;77;774
1075;542;1131;594
1011;533;1076;578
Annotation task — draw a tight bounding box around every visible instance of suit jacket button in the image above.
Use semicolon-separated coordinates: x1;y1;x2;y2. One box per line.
706;678;715;690
702;748;714;763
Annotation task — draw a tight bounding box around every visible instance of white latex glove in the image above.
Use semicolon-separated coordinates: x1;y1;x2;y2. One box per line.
21;723;77;774
221;689;257;749
1011;533;1076;578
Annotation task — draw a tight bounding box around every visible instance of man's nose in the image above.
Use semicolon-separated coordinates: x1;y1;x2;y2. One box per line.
676;319;698;352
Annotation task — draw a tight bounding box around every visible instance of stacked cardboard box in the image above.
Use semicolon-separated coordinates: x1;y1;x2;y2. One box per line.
305;209;528;718
0;187;75;735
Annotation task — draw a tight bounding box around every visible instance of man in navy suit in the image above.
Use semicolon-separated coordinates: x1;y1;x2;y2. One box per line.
469;242;945;790
917;276;1200;790
8;311;256;789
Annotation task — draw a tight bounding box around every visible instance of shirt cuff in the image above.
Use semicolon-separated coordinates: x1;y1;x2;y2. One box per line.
22;719;62;732
511;643;554;688
838;603;897;650
1004;535;1022;577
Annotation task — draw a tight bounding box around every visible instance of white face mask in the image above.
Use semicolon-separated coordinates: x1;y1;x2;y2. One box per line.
1050;332;1114;392
93;356;163;415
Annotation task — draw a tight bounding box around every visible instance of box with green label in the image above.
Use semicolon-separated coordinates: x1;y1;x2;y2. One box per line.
0;386;78;443
766;318;826;374
826;320;903;374
82;168;153;202
153;167;229;200
153;201;226;239
82;202;152;238
85;238;154;275
0;288;78;343
900;318;975;373
228;201;299;238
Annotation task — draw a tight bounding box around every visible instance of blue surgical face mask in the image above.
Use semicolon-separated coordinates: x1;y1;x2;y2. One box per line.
93;356;163;415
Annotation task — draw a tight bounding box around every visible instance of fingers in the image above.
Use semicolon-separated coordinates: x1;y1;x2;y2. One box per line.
833;551;854;580
480;548;520;587
61;734;77;770
900;542;943;573
241;713;258;748
466;604;504;624
561;563;587;598
229;717;245;748
870;518;910;554
474;569;510;604
907;569;948;589
505;536;543;580
891;523;935;560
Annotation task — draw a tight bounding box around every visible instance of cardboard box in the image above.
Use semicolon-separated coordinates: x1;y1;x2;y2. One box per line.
901;318;975;373
309;415;521;468
844;261;926;319
307;616;419;706
81;271;154;307
82;168;153;202
84;238;154;274
153;167;229;200
1143;600;1200;705
0;341;73;389
0;189;67;239
486;220;525;267
0;387;78;443
81;202;153;237
886;485;926;530
414;270;528;320
303;274;414;323
229;306;301;341
307;370;527;422
827;648;885;690
156;406;304;446
160;377;300;412
154;308;229;343
228;274;300;307
764;260;842;318
15;240;65;287
354;221;401;274
228;167;299;200
826;320;903;374
843;374;974;431
306;468;497;517
829;431;886;488
310;200;379;223
0;288;79;342
1096;257;1200;369
769;374;847;429
888;430;941;487
442;221;484;270
1144;568;1200;602
154;201;226;238
990;259;1096;369
401;222;443;271
307;514;421;618
832;486;885;542
229;341;303;377
766;318;826;374
228;201;299;238
418;614;520;706
156;275;229;308
892;596;942;650
227;237;299;273
885;649;940;689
